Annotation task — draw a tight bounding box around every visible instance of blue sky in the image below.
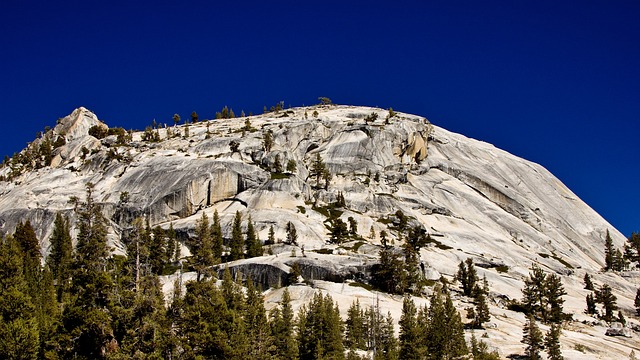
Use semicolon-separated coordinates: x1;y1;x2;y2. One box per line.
1;1;638;236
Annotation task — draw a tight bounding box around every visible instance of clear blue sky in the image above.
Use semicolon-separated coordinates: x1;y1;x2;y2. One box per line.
1;1;638;236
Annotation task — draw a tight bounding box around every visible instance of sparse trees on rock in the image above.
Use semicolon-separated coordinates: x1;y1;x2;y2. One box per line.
522;264;566;323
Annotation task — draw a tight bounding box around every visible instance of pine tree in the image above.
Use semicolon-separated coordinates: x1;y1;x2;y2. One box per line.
285;221;298;245
211;210;223;262
544;273;566;323
62;183;115;359
116;274;170;358
245;278;273;359
442;288;468;358
374;246;406;294
245;216;263;258
193;212;214;280
166;222;178;263
583;273;594;290
457;258;479;297
310;153;326;188
47;212;73;302
595;284;617;323
230;211;244;261
471;276;491;328
150;225;168;274
270;288;298;360
585;293;597;315
273;154;283;173
604;229;615;271
522;263;547;319
266;225;276;245
544;323;563;360
36;266;61;359
399;296;423;360
522;313;544;360
345;299;366;350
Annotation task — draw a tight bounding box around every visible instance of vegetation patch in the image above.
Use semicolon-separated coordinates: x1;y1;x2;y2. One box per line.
495;265;509;273
270;172;289;180
296;206;306;214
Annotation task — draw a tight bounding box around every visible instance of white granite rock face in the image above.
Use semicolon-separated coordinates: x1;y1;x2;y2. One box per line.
1;105;638;359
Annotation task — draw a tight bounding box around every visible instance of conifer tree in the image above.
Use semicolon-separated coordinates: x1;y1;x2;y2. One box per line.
583;273;594;290
285;221;298;246
14;220;41;271
522;263;547;318
374;246;406;294
267;225;276;245
47;212;73;302
245;216;263;258
625;232;640;267
469;333;500;360
166;222;178;263
585;293;597;315
245;278;273;359
544;323;563;360
270;288;298;360
544;273;566;323
457;258;479;297
230;211;244;261
36;266;60;359
211;209;223;262
399;296;424;359
471;276;491;328
150;225;168;274
346;299;366;350
442;288;468;358
521;313;544;360
192;212;214;280
595;284;617;323
63;183;115;359
604;229;615;271
310;153;327;188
